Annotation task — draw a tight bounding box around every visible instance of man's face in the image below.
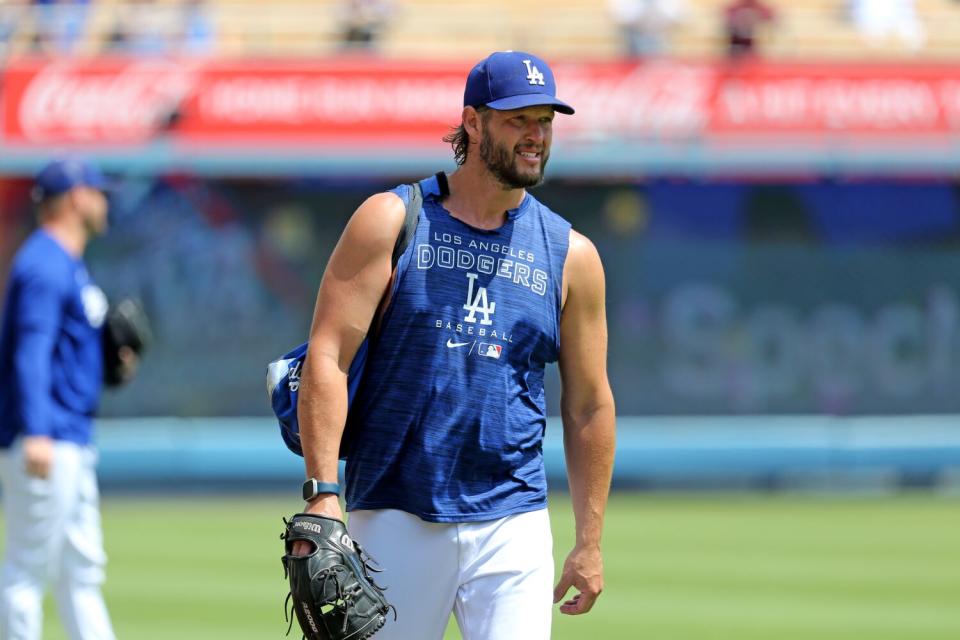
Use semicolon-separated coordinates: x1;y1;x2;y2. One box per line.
75;187;109;236
479;105;554;189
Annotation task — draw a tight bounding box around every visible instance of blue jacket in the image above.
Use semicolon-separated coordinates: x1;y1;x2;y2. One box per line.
0;230;105;448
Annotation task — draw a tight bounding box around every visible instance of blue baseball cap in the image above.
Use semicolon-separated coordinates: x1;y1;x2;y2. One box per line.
33;156;108;202
464;51;575;115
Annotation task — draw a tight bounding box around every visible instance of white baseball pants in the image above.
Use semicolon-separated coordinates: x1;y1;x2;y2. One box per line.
347;507;554;640
0;441;115;640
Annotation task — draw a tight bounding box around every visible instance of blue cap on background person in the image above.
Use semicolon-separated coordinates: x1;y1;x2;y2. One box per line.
463;51;575;115
32;156;108;202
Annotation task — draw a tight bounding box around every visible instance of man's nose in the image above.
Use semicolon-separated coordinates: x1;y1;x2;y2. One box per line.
524;121;546;143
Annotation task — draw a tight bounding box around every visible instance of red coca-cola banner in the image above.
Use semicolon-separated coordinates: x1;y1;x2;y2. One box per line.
4;58;960;146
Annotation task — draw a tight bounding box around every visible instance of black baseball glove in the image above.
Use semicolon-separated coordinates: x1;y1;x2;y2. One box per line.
102;298;152;387
281;514;394;640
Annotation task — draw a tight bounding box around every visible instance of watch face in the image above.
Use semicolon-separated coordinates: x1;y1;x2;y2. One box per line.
302;479;315;501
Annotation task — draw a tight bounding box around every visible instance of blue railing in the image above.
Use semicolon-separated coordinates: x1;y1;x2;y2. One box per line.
92;415;960;492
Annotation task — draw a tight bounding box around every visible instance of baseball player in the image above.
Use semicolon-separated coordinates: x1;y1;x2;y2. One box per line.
0;158;131;640
294;51;616;639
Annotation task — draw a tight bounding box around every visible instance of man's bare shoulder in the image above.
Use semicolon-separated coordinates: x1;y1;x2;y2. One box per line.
567;229;599;261
565;229;604;292
347;191;406;238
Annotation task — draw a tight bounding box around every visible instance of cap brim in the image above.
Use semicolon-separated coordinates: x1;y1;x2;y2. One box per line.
485;94;575;115
83;170;112;193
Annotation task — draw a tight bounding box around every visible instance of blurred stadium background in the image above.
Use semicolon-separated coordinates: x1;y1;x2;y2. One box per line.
2;0;960;638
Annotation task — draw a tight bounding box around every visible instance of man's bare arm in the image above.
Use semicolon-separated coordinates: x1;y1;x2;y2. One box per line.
297;192;406;519
552;230;616;615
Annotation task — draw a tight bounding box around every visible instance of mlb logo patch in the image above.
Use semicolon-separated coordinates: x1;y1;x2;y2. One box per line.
478;343;503;359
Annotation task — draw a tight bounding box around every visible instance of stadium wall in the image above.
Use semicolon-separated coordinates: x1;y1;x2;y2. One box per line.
6;176;960;419
93;416;960;492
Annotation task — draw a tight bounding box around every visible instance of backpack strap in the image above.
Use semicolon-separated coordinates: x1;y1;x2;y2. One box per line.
390;171;446;267
391;181;422;267
435;170;451;198
371;175;429;339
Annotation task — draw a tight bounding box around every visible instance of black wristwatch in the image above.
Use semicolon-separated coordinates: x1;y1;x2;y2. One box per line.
302;478;341;501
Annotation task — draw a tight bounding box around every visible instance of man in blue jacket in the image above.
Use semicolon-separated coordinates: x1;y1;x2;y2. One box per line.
0;157;118;640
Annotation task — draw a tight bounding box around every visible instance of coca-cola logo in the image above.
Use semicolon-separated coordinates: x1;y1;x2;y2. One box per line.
559;61;714;140
18;60;199;142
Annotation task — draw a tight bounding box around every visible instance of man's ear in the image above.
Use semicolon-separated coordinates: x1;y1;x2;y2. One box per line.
66;188;84;215
463;106;483;145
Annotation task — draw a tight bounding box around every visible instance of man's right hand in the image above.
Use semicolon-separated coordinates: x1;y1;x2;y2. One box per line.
292;494;343;556
23;435;54;478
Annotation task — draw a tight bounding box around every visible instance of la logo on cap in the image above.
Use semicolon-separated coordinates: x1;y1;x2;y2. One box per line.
522;60;545;86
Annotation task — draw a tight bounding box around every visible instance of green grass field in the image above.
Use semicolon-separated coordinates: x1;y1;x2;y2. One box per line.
4;493;959;639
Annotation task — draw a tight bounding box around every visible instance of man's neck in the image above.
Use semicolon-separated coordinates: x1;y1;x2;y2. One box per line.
444;165;526;230
41;219;87;258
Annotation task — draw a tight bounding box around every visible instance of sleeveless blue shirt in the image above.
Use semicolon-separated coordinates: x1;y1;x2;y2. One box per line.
344;174;571;522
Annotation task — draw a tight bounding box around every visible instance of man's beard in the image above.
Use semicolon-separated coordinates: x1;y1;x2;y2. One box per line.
479;128;549;189
82;210;108;236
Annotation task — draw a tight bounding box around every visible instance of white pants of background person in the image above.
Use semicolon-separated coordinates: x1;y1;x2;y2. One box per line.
0;441;115;640
347;508;554;640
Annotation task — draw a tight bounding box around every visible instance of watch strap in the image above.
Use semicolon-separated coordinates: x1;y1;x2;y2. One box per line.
302;479;340;500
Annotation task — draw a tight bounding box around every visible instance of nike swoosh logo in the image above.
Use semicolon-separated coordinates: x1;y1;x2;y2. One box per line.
446;339;470;348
